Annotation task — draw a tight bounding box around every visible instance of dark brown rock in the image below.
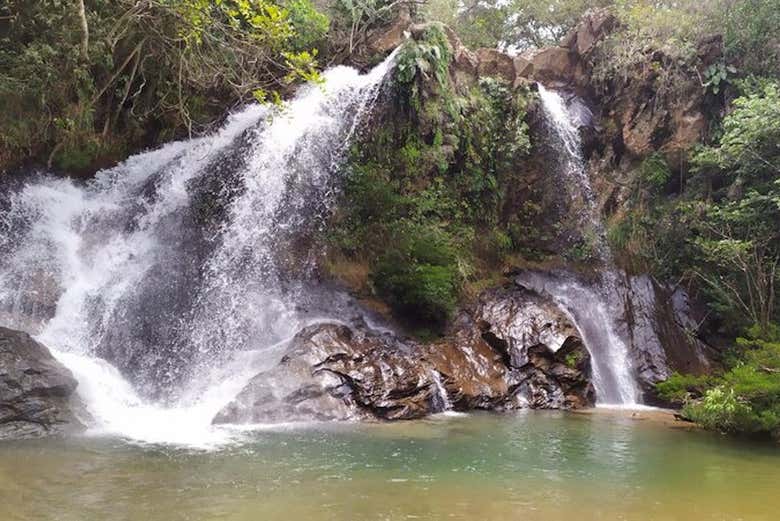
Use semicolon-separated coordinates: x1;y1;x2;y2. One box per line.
476;48;516;83
513;56;535;85
562;8;618;57
365;7;412;55
0;327;85;439
529;47;576;83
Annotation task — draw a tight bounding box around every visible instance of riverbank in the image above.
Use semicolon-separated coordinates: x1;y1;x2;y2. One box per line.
572;405;701;431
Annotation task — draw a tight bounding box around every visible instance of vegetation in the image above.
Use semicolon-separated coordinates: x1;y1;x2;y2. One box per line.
2;0;779;437
611;82;780;338
424;0;611;50
0;0;327;172
424;1;780;80
327;25;533;331
658;329;780;440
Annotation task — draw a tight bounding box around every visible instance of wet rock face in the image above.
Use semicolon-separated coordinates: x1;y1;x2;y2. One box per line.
471;288;596;409
619;275;714;403
215;288;595;425
213;323;444;423
0;327;85;439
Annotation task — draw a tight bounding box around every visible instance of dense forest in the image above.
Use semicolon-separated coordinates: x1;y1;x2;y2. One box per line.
1;0;779;440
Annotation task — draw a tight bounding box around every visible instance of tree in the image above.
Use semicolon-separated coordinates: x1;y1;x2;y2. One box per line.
424;0;609;51
0;0;328;172
688;83;780;335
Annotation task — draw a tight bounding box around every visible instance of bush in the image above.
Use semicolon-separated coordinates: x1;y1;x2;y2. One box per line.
655;372;713;404
663;330;780;439
682;386;758;433
372;226;459;326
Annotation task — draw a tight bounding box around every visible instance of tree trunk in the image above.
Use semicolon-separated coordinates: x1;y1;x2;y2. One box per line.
77;0;89;60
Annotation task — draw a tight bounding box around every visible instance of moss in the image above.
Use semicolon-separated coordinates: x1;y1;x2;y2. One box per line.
565;351;583;369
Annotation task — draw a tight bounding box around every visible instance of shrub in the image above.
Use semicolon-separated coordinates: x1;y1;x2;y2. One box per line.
639;153;672;189
372;225;459;326
656;372;713;404
682;386;757;433
664;331;780;438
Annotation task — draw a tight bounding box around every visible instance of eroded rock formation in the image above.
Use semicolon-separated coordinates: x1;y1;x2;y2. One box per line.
214;287;595;424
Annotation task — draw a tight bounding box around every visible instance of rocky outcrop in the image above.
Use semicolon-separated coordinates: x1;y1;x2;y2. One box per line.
561;9;619;57
214;323;442;423
214;288;595;424
0;327;85;439
619;275;714;403
472;288;596;409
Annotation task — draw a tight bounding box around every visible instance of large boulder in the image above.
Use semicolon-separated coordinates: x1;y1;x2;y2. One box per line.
526;47;577;84
213;323;445;423
470;287;596;409
364;6;413;55
214;287;595;425
560;8;618;57
0;327;85;439
475;48;516;83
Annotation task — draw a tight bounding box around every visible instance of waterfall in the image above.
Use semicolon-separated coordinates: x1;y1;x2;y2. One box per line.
535;85;639;406
0;51;398;446
430;370;452;412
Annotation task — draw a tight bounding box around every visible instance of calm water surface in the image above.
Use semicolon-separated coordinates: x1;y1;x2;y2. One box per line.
1;411;778;521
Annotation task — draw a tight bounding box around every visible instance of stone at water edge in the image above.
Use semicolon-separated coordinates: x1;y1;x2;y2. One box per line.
212;323;441;424
0;327;86;440
213;286;596;426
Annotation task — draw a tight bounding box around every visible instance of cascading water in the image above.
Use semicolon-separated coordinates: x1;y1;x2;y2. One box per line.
534;85;639;406
0;51;398;446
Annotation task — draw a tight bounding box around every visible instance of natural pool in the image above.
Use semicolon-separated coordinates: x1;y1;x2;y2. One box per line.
1;410;778;521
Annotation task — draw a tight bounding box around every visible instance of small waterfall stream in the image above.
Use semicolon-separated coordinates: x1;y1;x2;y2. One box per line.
535;86;639;406
0;52;398;446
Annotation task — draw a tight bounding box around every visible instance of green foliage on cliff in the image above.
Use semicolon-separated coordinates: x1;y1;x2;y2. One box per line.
656;373;714;404
372;226;459;324
610;83;780;337
659;329;780;439
0;0;327;172
328;27;533;330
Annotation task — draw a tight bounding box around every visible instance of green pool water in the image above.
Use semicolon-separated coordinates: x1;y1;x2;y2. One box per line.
1;410;778;521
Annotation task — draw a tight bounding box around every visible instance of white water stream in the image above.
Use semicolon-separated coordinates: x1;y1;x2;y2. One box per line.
0;52;398;447
535;86;639;405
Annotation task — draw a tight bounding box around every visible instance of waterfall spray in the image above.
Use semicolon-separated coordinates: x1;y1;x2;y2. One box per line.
0;51;399;446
